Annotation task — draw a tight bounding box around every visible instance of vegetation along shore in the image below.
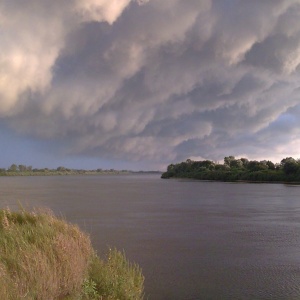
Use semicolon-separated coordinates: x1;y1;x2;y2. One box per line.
0;164;161;176
161;156;300;183
0;208;144;299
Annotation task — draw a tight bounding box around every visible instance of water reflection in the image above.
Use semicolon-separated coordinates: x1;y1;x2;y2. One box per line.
1;175;300;299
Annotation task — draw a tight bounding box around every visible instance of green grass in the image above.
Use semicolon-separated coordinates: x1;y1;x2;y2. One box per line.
0;208;144;300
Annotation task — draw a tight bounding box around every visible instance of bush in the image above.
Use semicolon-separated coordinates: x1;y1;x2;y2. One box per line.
88;249;144;300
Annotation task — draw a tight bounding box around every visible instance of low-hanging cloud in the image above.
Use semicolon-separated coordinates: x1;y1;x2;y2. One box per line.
1;0;300;167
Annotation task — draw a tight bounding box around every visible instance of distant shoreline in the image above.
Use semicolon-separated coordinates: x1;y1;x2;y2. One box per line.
162;176;300;185
0;170;162;177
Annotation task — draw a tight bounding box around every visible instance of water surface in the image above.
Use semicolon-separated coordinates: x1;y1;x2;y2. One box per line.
1;175;300;299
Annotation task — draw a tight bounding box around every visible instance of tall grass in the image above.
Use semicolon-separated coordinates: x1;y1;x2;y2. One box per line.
0;208;144;300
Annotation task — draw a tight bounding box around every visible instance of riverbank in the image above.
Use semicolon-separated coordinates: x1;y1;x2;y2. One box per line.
0;170;130;176
162;176;300;185
0;208;144;299
0;170;162;177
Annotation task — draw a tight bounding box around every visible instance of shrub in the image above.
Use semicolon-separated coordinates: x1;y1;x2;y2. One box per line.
88;249;144;300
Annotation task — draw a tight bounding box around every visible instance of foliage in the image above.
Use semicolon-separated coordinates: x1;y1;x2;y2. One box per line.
0;208;145;300
161;156;300;182
81;278;99;299
88;249;144;300
0;167;131;176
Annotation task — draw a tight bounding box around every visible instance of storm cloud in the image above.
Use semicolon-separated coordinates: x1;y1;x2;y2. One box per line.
1;0;300;168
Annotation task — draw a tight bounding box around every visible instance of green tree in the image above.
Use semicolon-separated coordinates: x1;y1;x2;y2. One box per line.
57;166;66;172
266;160;275;170
240;158;249;167
247;160;268;172
224;156;235;167
281;157;299;174
230;159;243;169
215;164;230;171
18;165;27;172
8;164;18;172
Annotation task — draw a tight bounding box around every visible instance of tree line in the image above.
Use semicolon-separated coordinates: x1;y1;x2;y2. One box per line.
0;164;129;176
161;156;300;182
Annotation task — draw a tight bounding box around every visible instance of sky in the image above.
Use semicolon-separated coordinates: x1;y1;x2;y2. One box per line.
1;0;300;171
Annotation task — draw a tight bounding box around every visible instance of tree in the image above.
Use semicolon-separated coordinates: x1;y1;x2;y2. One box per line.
246;160;268;172
280;157;299;174
57;166;66;172
230;159;243;169
18;165;27;172
215;164;230;171
200;160;215;170
167;164;175;172
161;156;300;182
186;159;193;164
8;164;18;172
240;158;249;167
224;156;235;167
266;160;275;170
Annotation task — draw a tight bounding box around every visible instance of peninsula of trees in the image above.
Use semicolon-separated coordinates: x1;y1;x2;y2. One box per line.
161;156;300;182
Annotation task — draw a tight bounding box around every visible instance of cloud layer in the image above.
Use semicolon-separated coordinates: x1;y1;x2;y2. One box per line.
1;0;300;167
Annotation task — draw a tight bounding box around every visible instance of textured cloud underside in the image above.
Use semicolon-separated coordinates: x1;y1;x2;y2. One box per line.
1;0;300;164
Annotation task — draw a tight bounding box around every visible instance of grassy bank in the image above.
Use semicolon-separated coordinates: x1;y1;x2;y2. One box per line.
0;208;144;299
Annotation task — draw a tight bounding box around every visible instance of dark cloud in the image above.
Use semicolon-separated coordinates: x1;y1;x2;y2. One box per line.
1;0;300;168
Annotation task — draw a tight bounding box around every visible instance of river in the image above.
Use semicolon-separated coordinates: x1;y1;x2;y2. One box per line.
1;174;300;299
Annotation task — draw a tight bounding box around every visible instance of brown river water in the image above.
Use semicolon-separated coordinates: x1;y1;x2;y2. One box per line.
1;174;300;299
